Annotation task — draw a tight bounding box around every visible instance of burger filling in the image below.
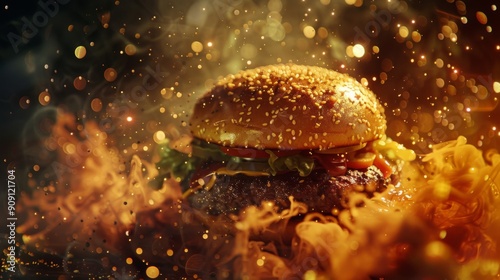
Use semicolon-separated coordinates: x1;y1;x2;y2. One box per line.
155;137;414;214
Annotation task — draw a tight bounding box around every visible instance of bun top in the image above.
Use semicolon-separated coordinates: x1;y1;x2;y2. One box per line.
190;64;386;150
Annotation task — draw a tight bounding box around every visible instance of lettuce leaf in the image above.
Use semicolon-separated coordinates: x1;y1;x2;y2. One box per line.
154;139;316;191
266;150;315;177
153;140;231;188
191;141;229;162
156;145;199;181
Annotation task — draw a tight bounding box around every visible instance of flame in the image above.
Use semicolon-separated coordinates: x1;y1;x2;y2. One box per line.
16;113;500;279
17;112;182;277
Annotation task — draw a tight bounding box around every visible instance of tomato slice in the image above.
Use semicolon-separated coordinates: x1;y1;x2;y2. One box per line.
314;143;366;154
268;149;302;157
220;147;269;158
220;146;299;159
313;154;347;176
373;153;393;178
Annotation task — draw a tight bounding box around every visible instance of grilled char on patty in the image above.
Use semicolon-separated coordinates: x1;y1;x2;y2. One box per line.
188;165;388;215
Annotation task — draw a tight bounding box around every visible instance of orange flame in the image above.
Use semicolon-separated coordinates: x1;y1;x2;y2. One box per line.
17;113;500;279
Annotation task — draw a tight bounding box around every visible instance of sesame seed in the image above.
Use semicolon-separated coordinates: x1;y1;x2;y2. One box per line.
191;64;386;149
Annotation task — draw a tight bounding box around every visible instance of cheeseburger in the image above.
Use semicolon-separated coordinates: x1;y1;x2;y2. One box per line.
158;64;413;215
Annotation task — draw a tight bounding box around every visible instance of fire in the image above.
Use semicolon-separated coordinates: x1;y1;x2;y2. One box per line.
15;111;500;279
17;112;182;277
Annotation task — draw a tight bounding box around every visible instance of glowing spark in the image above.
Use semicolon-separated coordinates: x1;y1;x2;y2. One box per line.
146;266;160;278
353;44;365;58
493;82;500;93
74;46;86;59
303;25;316;38
191;41;203;53
399;26;409;38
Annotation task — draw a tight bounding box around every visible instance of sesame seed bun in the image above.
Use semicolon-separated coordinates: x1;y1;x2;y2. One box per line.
190;64;386;150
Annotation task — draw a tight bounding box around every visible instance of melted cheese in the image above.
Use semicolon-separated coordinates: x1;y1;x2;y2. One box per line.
183;167;270;198
214;167;271;177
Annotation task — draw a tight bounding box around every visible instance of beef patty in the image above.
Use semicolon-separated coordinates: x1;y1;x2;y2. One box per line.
187;165;388;215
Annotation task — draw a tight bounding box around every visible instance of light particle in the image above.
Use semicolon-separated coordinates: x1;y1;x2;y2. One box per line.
74;46;86;59
146;266;160;279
